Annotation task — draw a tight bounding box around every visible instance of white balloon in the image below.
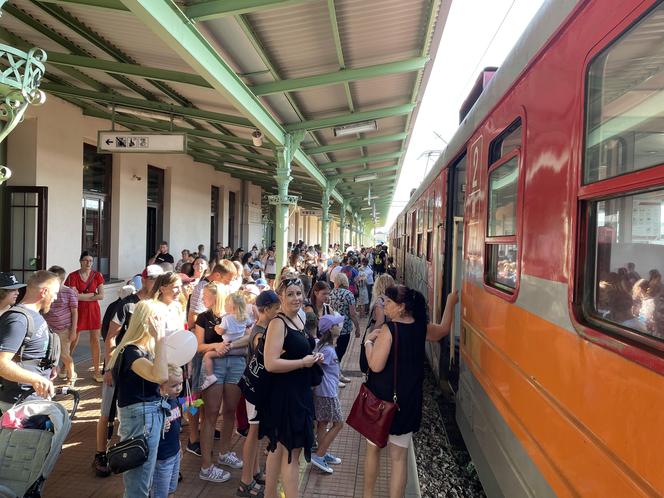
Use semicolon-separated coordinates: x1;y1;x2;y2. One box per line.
165;330;197;366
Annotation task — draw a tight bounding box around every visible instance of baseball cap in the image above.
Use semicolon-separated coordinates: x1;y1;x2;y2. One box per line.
255;290;279;308
244;284;260;296
141;265;164;279
252;261;263;269
318;314;345;334
0;272;26;290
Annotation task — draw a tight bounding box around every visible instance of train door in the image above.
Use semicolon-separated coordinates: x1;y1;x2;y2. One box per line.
441;153;467;392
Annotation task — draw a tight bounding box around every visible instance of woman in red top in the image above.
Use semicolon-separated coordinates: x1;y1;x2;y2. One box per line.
65;251;105;382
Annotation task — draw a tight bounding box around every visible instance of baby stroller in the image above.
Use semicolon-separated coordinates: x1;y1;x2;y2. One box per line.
0;387;80;498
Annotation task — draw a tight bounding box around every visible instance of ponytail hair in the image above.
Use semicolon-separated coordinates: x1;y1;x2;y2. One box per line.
384;285;429;327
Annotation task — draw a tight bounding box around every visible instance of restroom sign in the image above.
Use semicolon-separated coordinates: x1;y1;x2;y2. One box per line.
97;131;187;153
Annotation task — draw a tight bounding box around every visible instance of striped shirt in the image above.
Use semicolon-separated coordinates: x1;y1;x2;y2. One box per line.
44;285;78;331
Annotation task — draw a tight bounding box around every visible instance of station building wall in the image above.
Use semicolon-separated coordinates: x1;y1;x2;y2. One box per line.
4;96;265;282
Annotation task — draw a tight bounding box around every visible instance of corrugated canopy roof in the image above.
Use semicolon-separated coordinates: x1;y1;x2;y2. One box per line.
1;0;450;226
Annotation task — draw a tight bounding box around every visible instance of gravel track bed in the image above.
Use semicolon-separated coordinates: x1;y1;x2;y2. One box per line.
414;365;486;498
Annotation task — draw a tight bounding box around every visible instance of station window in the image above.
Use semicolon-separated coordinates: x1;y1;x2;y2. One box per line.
584;2;664;184
485;123;521;293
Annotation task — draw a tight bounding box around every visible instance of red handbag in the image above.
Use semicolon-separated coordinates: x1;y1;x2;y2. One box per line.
346;323;399;448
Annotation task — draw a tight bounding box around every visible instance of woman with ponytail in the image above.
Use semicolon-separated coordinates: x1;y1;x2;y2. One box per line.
362;285;458;498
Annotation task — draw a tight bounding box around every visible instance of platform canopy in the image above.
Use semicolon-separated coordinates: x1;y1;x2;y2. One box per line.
1;0;449;226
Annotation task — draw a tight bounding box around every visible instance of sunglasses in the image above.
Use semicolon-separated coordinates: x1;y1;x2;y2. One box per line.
279;278;302;288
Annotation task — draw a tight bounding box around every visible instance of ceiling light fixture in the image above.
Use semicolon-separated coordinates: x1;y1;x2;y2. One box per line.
355;173;378;182
108;105;183;123
333;120;377;137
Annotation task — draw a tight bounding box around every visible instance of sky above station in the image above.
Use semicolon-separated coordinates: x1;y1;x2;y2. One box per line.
384;0;547;230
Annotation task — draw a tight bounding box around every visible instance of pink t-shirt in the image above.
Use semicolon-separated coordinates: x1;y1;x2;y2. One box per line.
44;285;78;331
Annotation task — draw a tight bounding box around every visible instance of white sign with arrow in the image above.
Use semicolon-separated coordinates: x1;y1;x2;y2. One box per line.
97;131;187;153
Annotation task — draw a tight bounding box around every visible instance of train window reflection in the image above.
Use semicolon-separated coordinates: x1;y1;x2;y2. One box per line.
488;157;518;237
585;3;664;183
591;189;664;341
487;244;517;291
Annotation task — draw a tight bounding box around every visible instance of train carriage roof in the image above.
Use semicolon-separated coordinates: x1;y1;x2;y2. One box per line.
398;0;582;219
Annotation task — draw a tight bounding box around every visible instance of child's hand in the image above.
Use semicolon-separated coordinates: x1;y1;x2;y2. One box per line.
214;324;223;335
164;419;171;432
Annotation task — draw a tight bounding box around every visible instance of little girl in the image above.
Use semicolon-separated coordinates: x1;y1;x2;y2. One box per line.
357;263;369;318
310;314;346;475
200;292;253;390
152;365;183;498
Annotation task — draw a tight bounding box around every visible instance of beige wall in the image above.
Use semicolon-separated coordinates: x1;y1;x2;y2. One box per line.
6;96;263;281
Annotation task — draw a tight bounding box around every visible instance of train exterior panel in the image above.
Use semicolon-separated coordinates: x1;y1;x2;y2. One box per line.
390;0;664;495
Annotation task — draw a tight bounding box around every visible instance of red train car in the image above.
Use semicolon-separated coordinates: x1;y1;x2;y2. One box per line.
390;0;664;495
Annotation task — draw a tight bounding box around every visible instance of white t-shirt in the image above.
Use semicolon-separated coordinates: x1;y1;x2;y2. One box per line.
264;255;276;275
364;266;374;285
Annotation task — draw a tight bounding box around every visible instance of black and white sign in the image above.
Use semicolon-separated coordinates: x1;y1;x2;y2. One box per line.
97;131;186;153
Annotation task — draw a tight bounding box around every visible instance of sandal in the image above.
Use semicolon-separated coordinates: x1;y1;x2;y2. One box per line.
237;480;263;497
253;471;265;485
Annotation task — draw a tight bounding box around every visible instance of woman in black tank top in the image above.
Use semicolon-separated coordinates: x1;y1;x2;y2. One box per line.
259;277;324;498
363;285;458;498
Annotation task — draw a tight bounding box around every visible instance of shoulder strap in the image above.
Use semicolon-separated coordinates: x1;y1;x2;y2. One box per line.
391;322;399;403
106;347;124;442
277;312;303;331
81;270;97;294
5;307;35;362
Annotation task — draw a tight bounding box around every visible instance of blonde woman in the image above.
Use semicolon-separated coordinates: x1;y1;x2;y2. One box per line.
107;299;169;498
368;273;396;332
195;284;251;483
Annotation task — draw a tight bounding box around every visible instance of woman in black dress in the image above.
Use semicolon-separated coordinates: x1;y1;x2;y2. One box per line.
363;285;458;498
260;277;324;498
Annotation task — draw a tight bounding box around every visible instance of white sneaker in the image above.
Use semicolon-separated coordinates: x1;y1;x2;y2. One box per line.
200;374;218;391
218;451;243;469
338;381;346;388
339;374;351;383
199;465;230;483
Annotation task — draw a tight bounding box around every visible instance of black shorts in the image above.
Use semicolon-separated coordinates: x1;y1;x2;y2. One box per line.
266;273;276;280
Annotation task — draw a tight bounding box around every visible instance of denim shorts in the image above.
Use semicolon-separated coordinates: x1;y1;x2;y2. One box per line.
118;400;166;498
151;451;180;498
211;355;246;385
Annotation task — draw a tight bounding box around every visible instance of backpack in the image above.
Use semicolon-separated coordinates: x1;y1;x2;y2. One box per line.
341;267;358;297
4;307;61;371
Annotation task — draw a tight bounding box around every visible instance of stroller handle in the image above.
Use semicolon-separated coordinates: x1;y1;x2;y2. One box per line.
54;386;80;420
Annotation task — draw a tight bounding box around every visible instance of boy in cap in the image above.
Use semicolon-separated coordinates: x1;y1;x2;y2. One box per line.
0;272;26;316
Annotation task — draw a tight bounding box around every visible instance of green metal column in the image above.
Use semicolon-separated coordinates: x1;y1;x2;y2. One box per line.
339;201;348;250
321;180;338;256
269;132;304;271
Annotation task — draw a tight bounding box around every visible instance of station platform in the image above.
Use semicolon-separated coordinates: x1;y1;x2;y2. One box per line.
44;319;420;498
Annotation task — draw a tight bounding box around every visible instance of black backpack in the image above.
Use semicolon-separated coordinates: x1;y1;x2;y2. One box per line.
238;331;271;407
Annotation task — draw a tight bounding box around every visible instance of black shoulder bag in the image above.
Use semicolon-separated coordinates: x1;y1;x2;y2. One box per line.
106;348;149;474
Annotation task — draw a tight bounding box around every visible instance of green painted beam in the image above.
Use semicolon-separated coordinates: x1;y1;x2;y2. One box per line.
41;82;256;128
284;103;415;132
32;0;127;10
120;0;334;195
82;107;260;147
46;51;212;88
319;151;402;170
252;57;428;96
185;0;315;21
329;166;398;179
304;132;408;155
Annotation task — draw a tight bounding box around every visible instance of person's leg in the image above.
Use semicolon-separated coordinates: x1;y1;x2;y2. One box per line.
335;333;351;362
203;352;213;377
240;424;259;485
69;329;80;355
264;443;282;498
89;329;102;376
363;441;381;498
280;446;301;498
219;383;242;455
235;394;249;434
388;443;409;498
315;421;328;454
167;451;180;497
150;456;171;498
56;330;73;379
201;384;223;470
93;382;113;477
121;405;163;498
316;421;343;457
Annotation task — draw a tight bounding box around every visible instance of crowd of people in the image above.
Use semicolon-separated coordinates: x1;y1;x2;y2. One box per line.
0;239;456;498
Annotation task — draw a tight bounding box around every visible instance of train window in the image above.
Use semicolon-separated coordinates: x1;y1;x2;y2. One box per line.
489;119;522;163
426;230;433;262
585;2;664;184
585;189;664;343
488;157;518;236
487;244;518;290
417;233;423;257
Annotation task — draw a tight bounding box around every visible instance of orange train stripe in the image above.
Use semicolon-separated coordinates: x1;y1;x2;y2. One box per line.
462;282;664;496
